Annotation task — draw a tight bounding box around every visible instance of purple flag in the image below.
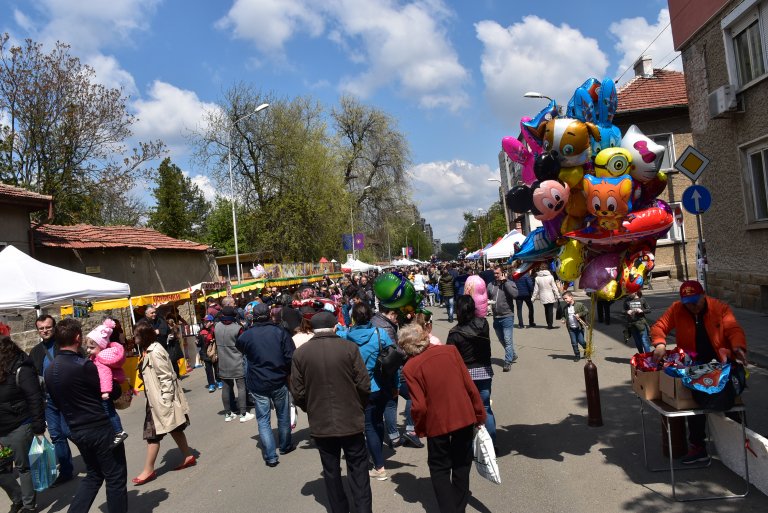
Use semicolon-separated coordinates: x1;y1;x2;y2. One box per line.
354;233;365;250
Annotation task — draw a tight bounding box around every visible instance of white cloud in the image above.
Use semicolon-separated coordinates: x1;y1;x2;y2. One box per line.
476;16;608;125
186;173;217;202
610;8;681;85
217;0;469;111
85;54;138;96
132;81;220;158
410;160;499;241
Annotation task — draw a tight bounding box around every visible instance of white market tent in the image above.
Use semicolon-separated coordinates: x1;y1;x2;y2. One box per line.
485;229;527;260
391;258;417;267
340;258;380;273
0;245;131;309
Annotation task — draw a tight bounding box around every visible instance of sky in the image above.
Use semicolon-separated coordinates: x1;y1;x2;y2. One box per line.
1;0;681;243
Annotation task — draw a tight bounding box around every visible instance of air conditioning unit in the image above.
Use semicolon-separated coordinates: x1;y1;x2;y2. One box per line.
708;85;737;118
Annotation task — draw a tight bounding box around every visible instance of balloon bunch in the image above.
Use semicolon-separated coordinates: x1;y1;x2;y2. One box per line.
502;77;673;301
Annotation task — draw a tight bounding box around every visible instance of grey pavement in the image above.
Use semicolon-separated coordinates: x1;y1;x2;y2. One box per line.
4;300;767;512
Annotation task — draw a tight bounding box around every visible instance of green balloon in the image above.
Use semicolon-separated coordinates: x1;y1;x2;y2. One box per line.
373;273;416;308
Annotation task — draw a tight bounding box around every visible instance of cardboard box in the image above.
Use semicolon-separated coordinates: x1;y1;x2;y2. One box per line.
659;372;699;409
630;366;661;400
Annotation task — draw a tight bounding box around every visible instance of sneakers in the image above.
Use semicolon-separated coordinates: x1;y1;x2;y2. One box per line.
403;431;424;448
112;431;129;447
517;323;524;329
280;445;296;455
224;412;236;422
49;474;73;488
511;354;519;363
681;445;710;465
239;412;255;423
502;363;512;372
208;384;216;393
8;503;23;513
573;354;581;362
369;467;388;481
216;381;224;389
265;460;279;468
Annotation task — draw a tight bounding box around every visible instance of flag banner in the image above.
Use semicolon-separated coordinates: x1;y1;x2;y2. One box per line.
354;233;365;250
342;234;353;251
407;246;413;257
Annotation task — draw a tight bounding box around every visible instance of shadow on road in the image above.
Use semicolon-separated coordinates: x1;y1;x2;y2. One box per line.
98;489;169;513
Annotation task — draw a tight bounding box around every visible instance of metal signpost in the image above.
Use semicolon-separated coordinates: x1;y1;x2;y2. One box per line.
674;145;712;290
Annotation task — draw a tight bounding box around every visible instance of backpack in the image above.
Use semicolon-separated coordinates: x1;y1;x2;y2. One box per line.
372;329;405;387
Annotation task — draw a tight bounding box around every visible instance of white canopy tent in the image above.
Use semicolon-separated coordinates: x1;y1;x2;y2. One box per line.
0;245;131;309
340;258;380;273
485;229;527;260
390;258;417;267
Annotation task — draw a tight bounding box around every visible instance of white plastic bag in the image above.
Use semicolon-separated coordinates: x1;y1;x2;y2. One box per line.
473;425;500;484
290;403;298;431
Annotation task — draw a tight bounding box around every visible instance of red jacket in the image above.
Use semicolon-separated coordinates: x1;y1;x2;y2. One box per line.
403;344;486;438
650;297;746;360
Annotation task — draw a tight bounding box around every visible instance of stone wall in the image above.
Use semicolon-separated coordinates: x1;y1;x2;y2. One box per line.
708;269;768;312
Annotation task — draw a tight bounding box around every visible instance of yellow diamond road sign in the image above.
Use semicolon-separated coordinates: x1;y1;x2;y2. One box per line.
674;145;711;182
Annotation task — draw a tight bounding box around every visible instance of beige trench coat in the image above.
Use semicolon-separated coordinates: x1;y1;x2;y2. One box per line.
140;342;190;435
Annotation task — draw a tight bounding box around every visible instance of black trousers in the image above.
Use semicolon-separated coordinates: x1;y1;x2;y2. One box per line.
597;300;612;324
427;425;474;513
314;433;372;513
515;297;535;326
543;303;555;328
68;425;128;513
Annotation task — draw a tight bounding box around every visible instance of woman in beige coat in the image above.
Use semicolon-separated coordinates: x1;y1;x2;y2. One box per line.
132;322;195;485
532;265;562;329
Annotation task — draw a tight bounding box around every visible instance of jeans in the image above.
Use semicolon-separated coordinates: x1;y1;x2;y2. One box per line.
250;385;292;464
568;327;587;356
68;426;127;513
45;401;73;479
629;325;651;353
314;434;372;513
492;316;516;364
364;391;389;469
426;425;474;513
222;378;247;415
384;381;415;441
474;379;496;442
102;399;123;433
444;296;455;322
203;359;220;386
515;297;535;326
0;423;35;508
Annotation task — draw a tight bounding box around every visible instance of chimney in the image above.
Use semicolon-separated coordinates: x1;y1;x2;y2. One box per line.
633;55;653;78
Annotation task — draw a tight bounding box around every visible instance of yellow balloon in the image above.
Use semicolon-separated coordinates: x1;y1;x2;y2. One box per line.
594;147;633;178
559;166;585;189
596;279;621;301
555;239;585;281
565;191;587;217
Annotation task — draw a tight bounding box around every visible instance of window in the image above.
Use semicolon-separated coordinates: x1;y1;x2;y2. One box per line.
747;146;768;221
658;202;685;243
722;0;768;88
650;134;674;170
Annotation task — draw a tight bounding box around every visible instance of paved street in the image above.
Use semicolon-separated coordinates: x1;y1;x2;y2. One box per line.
7;294;768;513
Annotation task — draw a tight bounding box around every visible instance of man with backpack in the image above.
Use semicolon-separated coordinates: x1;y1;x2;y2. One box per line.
486;265;519;371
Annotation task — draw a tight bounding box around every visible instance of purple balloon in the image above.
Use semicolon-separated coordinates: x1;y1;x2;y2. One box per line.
579;252;621;290
542;213;565;241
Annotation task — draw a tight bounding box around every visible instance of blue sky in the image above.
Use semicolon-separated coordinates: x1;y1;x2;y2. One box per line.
2;0;680;242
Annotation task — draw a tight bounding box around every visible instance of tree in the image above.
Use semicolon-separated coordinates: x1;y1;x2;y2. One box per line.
458;202;507;251
148;158;210;239
0;34;164;224
95;190;146;226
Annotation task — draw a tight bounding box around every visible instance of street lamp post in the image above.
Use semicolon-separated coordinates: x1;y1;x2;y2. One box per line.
488;178;510;232
228;102;269;284
405;222;416;259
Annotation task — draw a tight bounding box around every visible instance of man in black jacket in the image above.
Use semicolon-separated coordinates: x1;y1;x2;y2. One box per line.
45;318;127;513
29;314;74;487
290;311;372;513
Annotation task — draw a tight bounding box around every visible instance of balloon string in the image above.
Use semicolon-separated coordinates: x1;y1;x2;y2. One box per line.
585;293;596;361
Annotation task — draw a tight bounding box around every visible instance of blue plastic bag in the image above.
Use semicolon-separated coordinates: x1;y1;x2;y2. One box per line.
28;436;58;492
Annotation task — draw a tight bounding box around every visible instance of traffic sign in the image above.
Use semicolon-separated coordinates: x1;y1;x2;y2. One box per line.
681;185;712;214
674;145;711;182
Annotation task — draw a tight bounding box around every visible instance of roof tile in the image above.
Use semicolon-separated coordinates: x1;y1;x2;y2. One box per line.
34;224;209;252
617;69;688;113
0;183;53;207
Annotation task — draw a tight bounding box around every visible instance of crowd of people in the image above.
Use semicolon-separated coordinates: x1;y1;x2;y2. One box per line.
0;259;750;513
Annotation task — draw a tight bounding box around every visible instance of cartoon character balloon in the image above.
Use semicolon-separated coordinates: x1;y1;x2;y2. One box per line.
594;147;633;178
555;239;586;281
531;180;570;221
502;136;536;186
579;252;621;291
583;174;633;231
621;125;665;183
621;247;656;295
373;272;416;309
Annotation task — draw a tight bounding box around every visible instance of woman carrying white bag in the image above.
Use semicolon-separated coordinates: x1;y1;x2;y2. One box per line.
400;324;486;513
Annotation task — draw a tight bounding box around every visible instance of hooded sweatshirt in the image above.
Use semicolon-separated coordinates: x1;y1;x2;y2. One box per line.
337;323;394;393
532;270;560;305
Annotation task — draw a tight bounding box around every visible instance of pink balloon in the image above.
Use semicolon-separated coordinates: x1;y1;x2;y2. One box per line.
579;252;620;291
520;117;543;155
464;275;488;318
502;136;536;186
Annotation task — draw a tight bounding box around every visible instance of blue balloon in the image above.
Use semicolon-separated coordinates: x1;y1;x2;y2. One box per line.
513;227;559;262
566;78;599;122
596;78;618;125
522;100;558;145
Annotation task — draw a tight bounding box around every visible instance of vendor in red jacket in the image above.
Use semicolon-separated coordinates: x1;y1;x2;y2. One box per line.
401;323;485;513
649;280;747;465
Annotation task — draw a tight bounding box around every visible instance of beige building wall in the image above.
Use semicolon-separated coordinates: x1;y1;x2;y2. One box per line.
678;1;768;312
0;206;33;254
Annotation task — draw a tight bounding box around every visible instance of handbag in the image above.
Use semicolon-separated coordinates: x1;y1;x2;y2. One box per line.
113;381;133;410
373;329;405;386
206;339;218;363
28;436;58;492
473;425;501;484
555;299;563;320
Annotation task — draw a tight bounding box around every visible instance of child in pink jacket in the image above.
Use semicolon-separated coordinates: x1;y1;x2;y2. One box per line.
85;319;128;447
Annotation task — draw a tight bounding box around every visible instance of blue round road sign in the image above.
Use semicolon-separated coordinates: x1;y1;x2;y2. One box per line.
681;184;712;215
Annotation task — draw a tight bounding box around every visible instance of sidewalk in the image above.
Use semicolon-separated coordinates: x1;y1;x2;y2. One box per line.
574;281;768;369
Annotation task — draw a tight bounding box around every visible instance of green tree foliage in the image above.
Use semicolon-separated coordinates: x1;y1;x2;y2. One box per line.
458;202;508;251
148;158;210;239
201;197;246;255
0;34;164;224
